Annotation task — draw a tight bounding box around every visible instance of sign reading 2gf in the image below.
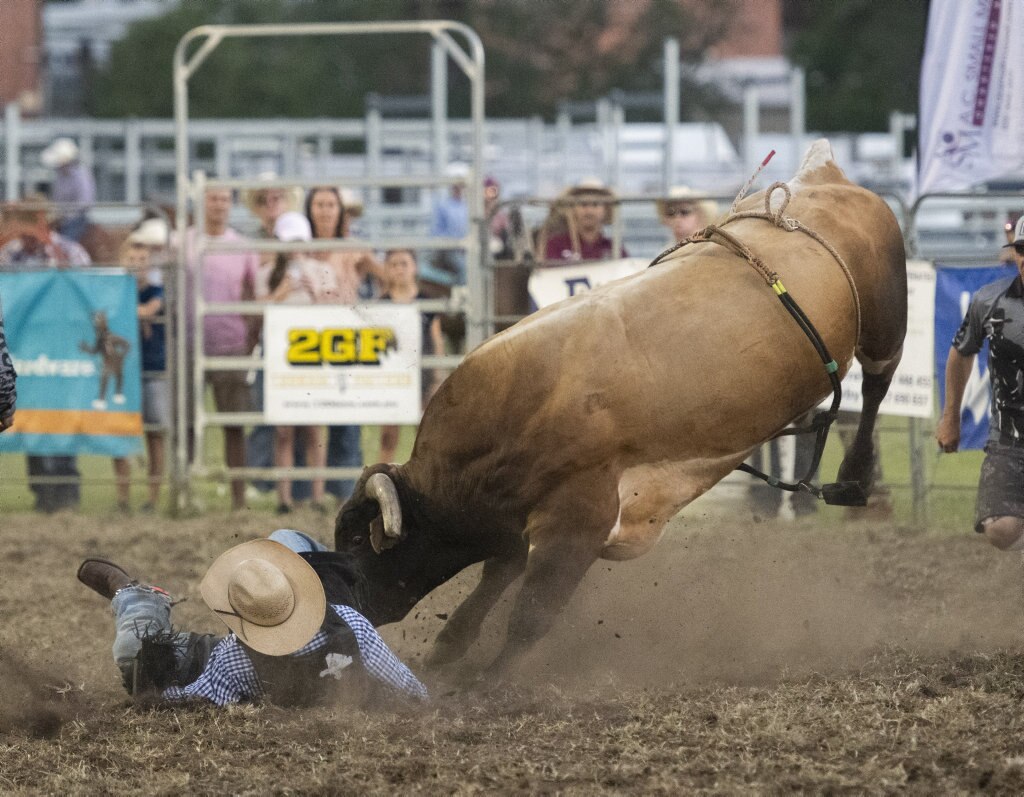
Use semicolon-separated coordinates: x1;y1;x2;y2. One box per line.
286;327;396;366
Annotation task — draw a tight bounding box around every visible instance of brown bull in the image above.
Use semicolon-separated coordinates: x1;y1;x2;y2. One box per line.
334;140;907;674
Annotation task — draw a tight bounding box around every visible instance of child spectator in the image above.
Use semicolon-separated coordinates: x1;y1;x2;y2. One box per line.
378;249;445;464
111;237;168;513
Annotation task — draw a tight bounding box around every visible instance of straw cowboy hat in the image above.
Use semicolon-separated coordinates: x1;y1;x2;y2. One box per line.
242;172;305;216
655;186;720;225
557;178;618;223
127;217;169;248
41;138;80;169
200;539;326;656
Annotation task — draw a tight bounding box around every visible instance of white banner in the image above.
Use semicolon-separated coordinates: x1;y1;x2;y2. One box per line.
263;304;422;425
831;260;936;418
918;0;1024;195
528;258;649;308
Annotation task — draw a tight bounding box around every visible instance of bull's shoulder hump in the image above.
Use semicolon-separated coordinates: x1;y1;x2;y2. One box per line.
787;138;851;190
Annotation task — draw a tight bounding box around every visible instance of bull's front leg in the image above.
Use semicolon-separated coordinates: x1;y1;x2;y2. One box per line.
490;531;601;676
425;546;528;669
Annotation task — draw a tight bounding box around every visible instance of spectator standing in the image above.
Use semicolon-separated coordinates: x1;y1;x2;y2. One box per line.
936;216;1024;550
41;138;95;244
484;176;513;259
243;176;308;498
0;196;90;512
539;180;627;264
428;163;470;285
110;236;168;513
0;291;16;432
656;186;718;243
185;188;259;511
306;186;382;503
257;212;337;514
378;249;445;464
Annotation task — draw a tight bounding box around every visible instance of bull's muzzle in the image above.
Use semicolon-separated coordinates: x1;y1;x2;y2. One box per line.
366;472;403;554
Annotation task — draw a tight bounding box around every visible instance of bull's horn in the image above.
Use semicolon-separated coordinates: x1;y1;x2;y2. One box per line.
366;472;402;539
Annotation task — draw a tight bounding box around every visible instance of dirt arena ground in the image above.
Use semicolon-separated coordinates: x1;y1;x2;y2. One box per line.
3;508;1024;794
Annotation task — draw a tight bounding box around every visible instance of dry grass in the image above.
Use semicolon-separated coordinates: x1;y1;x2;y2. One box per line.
3;509;1024;794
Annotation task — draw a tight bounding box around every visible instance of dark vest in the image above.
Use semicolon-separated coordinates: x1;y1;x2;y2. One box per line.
243;556;369;707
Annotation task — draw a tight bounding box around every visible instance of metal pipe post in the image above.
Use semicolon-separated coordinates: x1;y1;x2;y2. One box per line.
662;37;679;194
789;66;805;170
4;102;20;201
432;42;448;173
742;83;761;175
124;119;141;205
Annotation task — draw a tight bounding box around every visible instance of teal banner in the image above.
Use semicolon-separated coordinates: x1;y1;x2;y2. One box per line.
0;269;143;456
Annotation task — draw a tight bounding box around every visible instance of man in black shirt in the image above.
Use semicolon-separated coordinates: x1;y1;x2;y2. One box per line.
937;216;1024;548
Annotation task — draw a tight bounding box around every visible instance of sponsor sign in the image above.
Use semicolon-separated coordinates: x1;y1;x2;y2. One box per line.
918;0;1024;194
0;269;143;456
263;304;422;424
933;262;1018;448
527;258;648;308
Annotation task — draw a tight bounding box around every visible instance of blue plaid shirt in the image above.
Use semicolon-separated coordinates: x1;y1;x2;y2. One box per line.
163;605;427;705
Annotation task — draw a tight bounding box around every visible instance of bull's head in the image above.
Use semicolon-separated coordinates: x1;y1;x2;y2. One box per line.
334;462;479;627
333;463;422;625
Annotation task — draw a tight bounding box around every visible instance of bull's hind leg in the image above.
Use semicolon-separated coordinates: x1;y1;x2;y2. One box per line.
425;546;528;669
836;349;901;495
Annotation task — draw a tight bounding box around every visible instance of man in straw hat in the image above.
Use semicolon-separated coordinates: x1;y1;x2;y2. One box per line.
40;137;95;243
539;179;627;264
77;530;427;706
937;214;1024;552
656;186;719;243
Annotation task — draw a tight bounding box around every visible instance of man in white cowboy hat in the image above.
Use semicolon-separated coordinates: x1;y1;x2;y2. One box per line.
937;214;1024;552
77;530;427;706
656;186;719;243
40;137;95;244
540;178;627;264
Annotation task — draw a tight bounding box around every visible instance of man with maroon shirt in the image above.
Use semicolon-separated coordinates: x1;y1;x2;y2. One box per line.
541;180;627;264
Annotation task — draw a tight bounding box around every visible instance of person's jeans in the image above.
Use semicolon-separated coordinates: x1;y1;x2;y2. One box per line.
267;528;329;553
247;369;310;500
326;425;362;501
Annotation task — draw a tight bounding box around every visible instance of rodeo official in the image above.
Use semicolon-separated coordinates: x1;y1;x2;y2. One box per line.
937;216;1024;552
77;530;427;706
0;292;16;431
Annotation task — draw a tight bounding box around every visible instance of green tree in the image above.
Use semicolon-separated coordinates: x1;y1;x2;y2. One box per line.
784;0;928;132
87;0;734;120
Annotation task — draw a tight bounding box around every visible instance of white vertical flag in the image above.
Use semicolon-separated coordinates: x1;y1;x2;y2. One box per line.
918;0;1024;195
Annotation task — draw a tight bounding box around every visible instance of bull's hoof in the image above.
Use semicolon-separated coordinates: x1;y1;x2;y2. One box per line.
423;641;467;671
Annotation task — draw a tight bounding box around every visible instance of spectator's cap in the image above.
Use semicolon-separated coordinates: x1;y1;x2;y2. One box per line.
200;539;326;656
484;175;499;190
559;178;617;222
656;186;719;225
273;211;312;242
339;187;364;219
41;138;79;168
127;217;169;248
446;162;470;180
242;172;305;216
1004;215;1024;248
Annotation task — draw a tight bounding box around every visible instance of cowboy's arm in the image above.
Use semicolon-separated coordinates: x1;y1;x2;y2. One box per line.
936;348;974;453
333;605;428;700
163;636;262;706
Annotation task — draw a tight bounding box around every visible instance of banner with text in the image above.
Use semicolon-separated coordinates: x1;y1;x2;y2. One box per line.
0;269;143;456
528;258;648;308
918;0;1024;194
264;304;422;425
933;262;1017;449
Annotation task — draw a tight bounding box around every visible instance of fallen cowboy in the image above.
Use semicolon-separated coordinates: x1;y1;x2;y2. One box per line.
77;529;427;706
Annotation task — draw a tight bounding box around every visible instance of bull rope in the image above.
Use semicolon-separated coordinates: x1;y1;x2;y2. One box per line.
648;176;867;505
